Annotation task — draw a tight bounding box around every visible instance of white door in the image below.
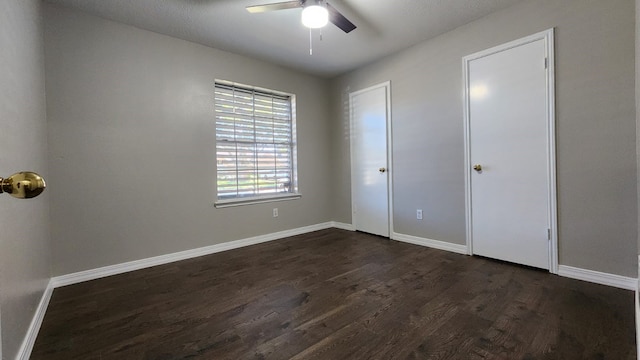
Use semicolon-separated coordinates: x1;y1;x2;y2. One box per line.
464;30;556;270
350;83;391;237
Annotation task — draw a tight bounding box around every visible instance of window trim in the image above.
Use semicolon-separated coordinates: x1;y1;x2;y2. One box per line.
213;79;300;207
214;193;301;208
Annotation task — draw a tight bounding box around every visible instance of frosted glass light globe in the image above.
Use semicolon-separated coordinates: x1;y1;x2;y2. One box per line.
301;5;329;29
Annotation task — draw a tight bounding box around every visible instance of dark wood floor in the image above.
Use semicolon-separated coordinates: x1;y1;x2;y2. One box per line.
32;229;635;359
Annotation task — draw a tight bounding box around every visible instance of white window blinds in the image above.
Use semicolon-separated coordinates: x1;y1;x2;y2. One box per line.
215;81;297;201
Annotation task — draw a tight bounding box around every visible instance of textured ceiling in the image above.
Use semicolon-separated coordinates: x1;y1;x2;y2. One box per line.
44;0;527;78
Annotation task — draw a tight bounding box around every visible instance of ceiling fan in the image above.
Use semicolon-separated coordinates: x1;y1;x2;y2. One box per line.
246;0;357;33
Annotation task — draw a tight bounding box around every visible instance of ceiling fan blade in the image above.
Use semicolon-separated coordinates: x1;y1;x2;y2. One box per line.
326;2;356;33
246;1;302;13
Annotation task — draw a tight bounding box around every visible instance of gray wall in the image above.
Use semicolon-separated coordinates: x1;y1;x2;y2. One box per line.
44;4;333;276
331;0;638;277
637;0;640;261
0;1;52;359
41;0;640;278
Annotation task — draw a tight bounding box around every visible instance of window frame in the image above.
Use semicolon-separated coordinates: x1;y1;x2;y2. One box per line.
213;80;300;208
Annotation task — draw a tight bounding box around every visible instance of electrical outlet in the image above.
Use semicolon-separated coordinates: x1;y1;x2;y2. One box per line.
416;209;423;220
273;208;278;217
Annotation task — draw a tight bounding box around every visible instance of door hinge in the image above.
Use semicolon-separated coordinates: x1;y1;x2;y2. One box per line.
547;228;551;240
544;58;548;69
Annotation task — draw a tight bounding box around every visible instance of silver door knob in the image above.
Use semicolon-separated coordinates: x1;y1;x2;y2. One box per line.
473;164;482;172
379;167;386;173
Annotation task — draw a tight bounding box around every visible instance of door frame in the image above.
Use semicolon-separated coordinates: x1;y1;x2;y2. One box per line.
349;81;394;236
462;29;558;273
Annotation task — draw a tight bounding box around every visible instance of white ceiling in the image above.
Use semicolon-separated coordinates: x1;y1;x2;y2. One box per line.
44;0;526;78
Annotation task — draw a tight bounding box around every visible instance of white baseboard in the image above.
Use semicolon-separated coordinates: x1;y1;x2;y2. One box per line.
16;279;54;360
391;232;468;255
51;222;336;288
331;221;355;231
557;265;637;291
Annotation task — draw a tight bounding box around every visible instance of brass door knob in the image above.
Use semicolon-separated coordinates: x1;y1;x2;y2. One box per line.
473;164;483;172
0;172;46;199
379;167;386;173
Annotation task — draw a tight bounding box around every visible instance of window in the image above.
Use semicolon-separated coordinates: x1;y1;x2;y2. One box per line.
214;80;299;207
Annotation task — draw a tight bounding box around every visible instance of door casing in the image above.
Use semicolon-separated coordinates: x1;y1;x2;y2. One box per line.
349;81;394;236
462;29;558;273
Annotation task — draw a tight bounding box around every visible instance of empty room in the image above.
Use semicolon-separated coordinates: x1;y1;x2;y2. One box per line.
1;0;639;359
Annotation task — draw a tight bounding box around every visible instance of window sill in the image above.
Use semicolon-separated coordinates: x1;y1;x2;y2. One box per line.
214;193;301;208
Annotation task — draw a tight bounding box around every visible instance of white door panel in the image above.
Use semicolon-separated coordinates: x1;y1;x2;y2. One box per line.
467;35;553;270
351;84;389;237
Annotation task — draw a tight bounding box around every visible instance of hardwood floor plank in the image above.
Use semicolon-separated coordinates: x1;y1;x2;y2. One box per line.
31;229;636;359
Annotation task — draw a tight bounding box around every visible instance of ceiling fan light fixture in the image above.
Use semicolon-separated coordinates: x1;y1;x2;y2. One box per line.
301;5;329;29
